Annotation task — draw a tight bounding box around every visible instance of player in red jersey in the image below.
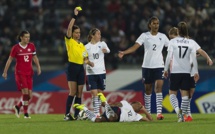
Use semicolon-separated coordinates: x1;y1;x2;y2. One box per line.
2;30;41;119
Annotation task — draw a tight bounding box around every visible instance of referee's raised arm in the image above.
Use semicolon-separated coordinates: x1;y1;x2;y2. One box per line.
66;7;80;38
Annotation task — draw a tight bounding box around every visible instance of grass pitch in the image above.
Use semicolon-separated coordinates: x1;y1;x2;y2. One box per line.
0;114;215;134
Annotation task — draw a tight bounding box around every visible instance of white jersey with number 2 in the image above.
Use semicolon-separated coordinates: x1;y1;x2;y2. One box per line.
135;32;169;68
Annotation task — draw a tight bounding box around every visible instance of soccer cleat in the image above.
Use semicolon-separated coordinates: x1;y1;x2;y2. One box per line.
73;104;85;111
13;105;20;118
24;113;31;119
177;109;184;122
97;93;106;102
184;115;187;120
157;114;164;120
185;116;193;122
64;113;75;121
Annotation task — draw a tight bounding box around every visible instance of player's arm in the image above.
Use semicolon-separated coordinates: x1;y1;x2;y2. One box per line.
66;7;80;38
191;52;199;82
2;56;13;80
118;43;140;59
139;106;153;121
163;50;173;78
84;57;94;67
109;102;123;107
33;55;41;75
197;48;213;66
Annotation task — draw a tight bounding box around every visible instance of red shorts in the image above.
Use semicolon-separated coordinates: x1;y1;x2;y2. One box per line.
15;74;33;91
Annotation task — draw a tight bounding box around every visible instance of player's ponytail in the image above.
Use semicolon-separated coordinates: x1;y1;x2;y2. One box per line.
17;30;29;42
178;22;189;38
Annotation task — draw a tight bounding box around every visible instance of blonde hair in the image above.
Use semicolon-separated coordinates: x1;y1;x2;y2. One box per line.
168;27;179;36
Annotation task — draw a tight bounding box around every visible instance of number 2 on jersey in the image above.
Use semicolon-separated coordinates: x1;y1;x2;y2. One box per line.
178;46;188;58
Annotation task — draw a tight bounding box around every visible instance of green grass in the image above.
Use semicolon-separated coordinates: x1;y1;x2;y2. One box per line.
0;114;215;134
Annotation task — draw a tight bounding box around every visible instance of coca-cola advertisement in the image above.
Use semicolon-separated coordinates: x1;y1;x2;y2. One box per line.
0;91;143;114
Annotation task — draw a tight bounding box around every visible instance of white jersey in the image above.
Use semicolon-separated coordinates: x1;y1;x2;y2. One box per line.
119;101;143;122
85;41;110;75
190;41;200;76
166;37;197;74
135;32;169;68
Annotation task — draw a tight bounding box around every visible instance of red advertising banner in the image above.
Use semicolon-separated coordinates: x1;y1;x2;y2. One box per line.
0;91;143;114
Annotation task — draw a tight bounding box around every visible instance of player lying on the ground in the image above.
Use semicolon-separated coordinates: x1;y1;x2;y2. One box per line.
73;93;153;122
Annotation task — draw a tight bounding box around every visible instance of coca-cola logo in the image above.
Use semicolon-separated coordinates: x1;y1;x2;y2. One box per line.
0;91;143;114
0;92;53;114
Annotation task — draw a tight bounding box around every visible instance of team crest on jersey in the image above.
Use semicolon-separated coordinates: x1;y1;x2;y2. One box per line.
98;46;101;48
20;50;22;52
28;48;31;52
159;38;161;40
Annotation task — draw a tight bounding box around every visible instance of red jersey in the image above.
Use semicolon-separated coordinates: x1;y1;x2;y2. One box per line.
10;43;36;75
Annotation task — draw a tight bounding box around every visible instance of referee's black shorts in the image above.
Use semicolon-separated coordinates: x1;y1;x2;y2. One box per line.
66;62;85;85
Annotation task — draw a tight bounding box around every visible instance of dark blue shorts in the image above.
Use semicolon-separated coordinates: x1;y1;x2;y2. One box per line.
86;74;106;91
142;68;164;84
66;62;85;85
170;73;191;91
190;76;196;88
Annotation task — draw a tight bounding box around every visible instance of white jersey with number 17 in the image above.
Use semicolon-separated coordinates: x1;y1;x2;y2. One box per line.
135;32;169;68
168;37;197;74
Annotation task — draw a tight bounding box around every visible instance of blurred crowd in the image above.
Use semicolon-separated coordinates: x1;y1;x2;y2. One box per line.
0;0;215;70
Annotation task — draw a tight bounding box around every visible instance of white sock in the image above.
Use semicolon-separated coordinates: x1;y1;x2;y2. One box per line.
93;96;101;116
181;96;189;115
187;98;192;117
144;94;151;114
169;94;179;114
156;93;163;115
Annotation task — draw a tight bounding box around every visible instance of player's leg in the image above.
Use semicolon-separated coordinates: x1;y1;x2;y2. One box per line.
64;81;76;120
185;76;195;121
180;74;191;122
185;88;194;121
154;68;165;120
22;88;31;119
95;74;106;116
98;93;115;118
73;104;98;122
142;68;153;114
169;74;183;122
88;75;102;117
154;80;164;120
74;68;85;118
64;63;79;120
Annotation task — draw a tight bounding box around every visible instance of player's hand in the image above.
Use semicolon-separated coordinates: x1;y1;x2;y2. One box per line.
102;49;107;53
118;51;124;59
74;7;81;15
194;73;199;83
2;72;7;80
207;58;213;66
37;68;41;76
163;71;168;78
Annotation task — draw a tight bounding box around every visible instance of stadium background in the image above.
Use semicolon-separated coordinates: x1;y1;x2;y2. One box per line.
0;0;215;114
